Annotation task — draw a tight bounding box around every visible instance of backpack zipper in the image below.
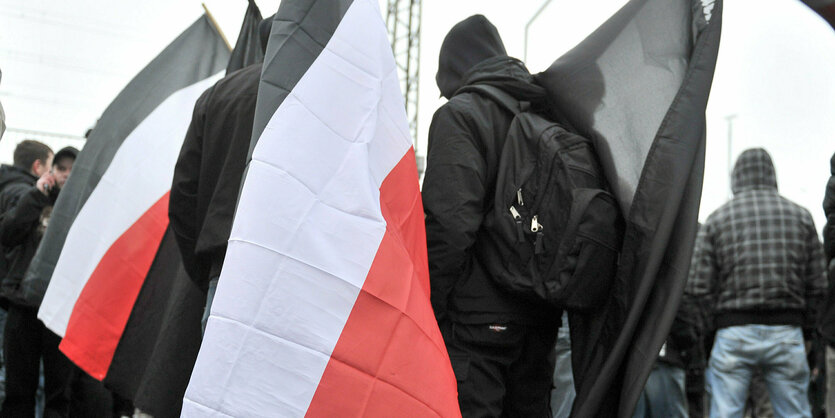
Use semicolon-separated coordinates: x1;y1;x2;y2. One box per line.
531;215;544;254
509;206;525;242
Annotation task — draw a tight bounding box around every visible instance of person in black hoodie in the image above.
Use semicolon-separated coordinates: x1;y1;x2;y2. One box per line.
422;15;560;416
0;142;81;418
819;151;835;416
170;17;272;333
0;139;53;411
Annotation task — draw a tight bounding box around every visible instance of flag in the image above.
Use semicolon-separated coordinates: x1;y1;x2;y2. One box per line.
25;15;229;384
106;5;268;411
182;0;460;416
107;229;205;417
536;0;722;416
226;0;264;75
802;0;835;29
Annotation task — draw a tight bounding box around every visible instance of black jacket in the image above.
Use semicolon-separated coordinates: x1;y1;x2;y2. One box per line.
170;63;260;290
0;165;53;307
824;152;835;268
423;20;558;326
818;152;835;345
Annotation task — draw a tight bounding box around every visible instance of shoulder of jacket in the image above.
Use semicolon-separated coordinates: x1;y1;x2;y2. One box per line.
1;181;33;196
0;182;32;209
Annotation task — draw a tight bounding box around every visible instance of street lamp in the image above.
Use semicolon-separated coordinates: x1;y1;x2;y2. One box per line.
524;0;555;62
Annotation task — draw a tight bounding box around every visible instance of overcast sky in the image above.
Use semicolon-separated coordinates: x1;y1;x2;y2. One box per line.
0;0;833;229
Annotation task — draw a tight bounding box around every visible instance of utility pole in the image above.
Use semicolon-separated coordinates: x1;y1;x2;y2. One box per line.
386;0;423;175
725;114;737;199
524;0;555;62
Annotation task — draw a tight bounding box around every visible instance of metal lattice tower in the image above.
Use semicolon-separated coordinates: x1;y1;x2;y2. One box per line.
386;0;422;171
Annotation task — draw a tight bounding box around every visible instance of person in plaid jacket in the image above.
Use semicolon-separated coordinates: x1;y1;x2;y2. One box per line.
819;151;835;416
687;148;827;418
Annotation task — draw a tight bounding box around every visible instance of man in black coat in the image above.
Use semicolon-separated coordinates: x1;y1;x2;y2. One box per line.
819;151;835;416
0;142;79;418
422;15;560;416
169;18;271;332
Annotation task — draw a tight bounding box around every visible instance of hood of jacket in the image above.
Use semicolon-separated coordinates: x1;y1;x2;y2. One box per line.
0;164;37;192
456;55;547;105
436;15;507;99
830;151;835;175
731;148;778;195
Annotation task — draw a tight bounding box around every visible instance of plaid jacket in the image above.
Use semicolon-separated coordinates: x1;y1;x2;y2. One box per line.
687;149;827;331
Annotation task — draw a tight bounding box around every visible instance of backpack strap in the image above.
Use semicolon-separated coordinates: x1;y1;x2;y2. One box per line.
454;84;530;115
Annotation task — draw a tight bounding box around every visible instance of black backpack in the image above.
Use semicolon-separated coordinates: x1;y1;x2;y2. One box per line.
460;84;625;312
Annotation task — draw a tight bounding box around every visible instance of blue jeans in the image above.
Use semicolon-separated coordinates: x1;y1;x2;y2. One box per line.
632;361;687;418
706;325;811;418
551;312;575;418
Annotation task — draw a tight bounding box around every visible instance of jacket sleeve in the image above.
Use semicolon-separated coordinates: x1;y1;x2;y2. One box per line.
169;87;211;288
421;104;487;323
803;215;827;331
823;159;835;262
685;223;717;333
0;186;49;247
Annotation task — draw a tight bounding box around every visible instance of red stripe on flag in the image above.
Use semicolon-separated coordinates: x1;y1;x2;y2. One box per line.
306;149;460;417
59;192;171;380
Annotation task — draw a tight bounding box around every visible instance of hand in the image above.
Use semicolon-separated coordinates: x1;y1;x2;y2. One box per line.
36;172;56;196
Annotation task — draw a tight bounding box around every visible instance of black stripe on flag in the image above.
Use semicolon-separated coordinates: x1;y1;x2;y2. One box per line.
226;0;265;75
248;0;354;159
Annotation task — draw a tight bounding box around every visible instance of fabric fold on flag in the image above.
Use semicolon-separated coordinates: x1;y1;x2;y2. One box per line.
537;0;722;416
183;0;459;416
27;14;228;384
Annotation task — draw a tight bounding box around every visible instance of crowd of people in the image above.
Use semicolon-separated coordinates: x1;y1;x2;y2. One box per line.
0;11;831;418
421;15;835;418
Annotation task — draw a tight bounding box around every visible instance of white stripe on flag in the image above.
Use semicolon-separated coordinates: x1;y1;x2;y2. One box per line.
182;0;412;415
38;73;224;337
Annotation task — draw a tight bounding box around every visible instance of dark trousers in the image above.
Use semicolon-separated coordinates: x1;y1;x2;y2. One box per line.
444;321;558;418
1;305;73;418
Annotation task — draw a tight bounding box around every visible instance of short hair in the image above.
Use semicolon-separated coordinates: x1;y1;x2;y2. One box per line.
13;139;53;171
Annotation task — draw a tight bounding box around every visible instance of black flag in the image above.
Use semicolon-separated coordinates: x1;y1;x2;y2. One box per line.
537;0;722;416
226;0;264;74
801;0;835;29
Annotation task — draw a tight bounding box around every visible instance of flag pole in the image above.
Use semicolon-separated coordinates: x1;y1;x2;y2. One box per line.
202;3;233;52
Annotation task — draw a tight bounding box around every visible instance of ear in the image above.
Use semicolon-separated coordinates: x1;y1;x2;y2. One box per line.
30;158;45;176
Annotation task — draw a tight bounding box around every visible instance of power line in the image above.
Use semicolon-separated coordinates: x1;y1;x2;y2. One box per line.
4;127;85;141
0;5;150;41
0;50;135;78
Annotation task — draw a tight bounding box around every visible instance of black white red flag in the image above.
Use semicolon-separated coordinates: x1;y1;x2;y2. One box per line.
27;15;228;383
182;0;460;416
